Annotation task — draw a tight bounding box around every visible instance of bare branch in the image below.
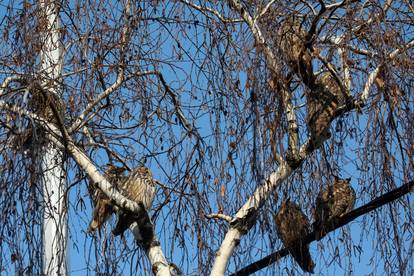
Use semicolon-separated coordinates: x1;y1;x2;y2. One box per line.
231;180;414;276
361;39;414;103
178;0;242;23
0;99;173;275
210;162;293;275
254;0;277;22
67;70;157;133
0;75;23;95
155;71;203;143
227;0;278;71
205;213;233;222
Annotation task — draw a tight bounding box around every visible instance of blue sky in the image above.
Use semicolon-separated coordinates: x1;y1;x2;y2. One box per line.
1;1;413;275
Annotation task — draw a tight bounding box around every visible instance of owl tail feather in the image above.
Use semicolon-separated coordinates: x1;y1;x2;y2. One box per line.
290;244;315;273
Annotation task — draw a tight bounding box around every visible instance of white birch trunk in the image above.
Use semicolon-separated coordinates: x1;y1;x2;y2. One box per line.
38;0;67;274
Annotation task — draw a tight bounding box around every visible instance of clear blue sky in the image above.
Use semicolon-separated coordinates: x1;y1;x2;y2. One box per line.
1;1;413;275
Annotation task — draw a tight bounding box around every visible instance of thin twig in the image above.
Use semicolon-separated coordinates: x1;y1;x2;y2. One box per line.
179;0;242;23
231;180;414;276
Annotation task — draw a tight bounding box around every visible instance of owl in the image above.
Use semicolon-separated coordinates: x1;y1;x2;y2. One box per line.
313;177;356;240
88;165;127;232
274;200;315;273
307;72;344;141
111;166;156;240
88;165;156;243
278;17;313;84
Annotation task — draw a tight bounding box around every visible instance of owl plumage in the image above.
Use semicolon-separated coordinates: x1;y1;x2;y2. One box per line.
307;72;345;142
111;167;156;241
278;18;313;83
88;165;156;244
274;200;315;273
313;177;356;240
88;165;127;232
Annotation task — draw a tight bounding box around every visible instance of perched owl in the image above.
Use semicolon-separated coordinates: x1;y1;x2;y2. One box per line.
313;177;356;240
88;165;127;232
307;72;344;141
111;166;156;240
274;200;315;273
88;165;156;243
278;17;313;84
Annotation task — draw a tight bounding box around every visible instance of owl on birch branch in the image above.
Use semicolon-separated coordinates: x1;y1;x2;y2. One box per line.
313;176;356;240
307;72;346;142
278;17;313;84
274;200;315;273
88;165;156;247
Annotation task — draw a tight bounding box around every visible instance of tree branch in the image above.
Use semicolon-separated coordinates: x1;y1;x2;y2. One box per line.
360;38;414;103
231;180;414;276
178;0;242;23
205;213;232;222
0;100;174;275
67;70;157;133
0;75;24;95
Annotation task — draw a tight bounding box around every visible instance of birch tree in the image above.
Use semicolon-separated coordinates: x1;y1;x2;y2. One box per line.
38;1;67;274
0;1;413;275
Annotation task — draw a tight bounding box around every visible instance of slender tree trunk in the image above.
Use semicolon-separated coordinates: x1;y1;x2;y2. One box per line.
38;1;67;274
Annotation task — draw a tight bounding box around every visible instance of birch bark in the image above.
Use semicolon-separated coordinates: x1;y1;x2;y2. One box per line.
38;1;67;274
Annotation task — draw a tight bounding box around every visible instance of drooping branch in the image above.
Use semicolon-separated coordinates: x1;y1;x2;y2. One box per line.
178;0;241;23
0;100;174;275
67;70;158;133
360;38;414;103
210;160;294;275
231;180;414;276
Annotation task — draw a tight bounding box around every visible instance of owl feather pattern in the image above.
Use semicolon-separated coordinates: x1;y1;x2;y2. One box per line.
313;177;356;240
88;165;155;242
275;200;315;273
307;72;344;141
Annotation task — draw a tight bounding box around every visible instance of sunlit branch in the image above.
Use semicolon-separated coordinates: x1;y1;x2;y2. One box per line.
205;213;232;222
406;0;414;14
178;0;242;23
229;0;300;162
334;0;393;45
231;180;414;276
305;0;356;47
68;70;156;133
325;0;352;9
0;75;24;95
0;100;137;211
254;0;277;22
336;42;351;90
227;0;277;71
318;0;391;96
361;39;414;103
210;159;294;275
210;2;309;274
0;99;173;275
